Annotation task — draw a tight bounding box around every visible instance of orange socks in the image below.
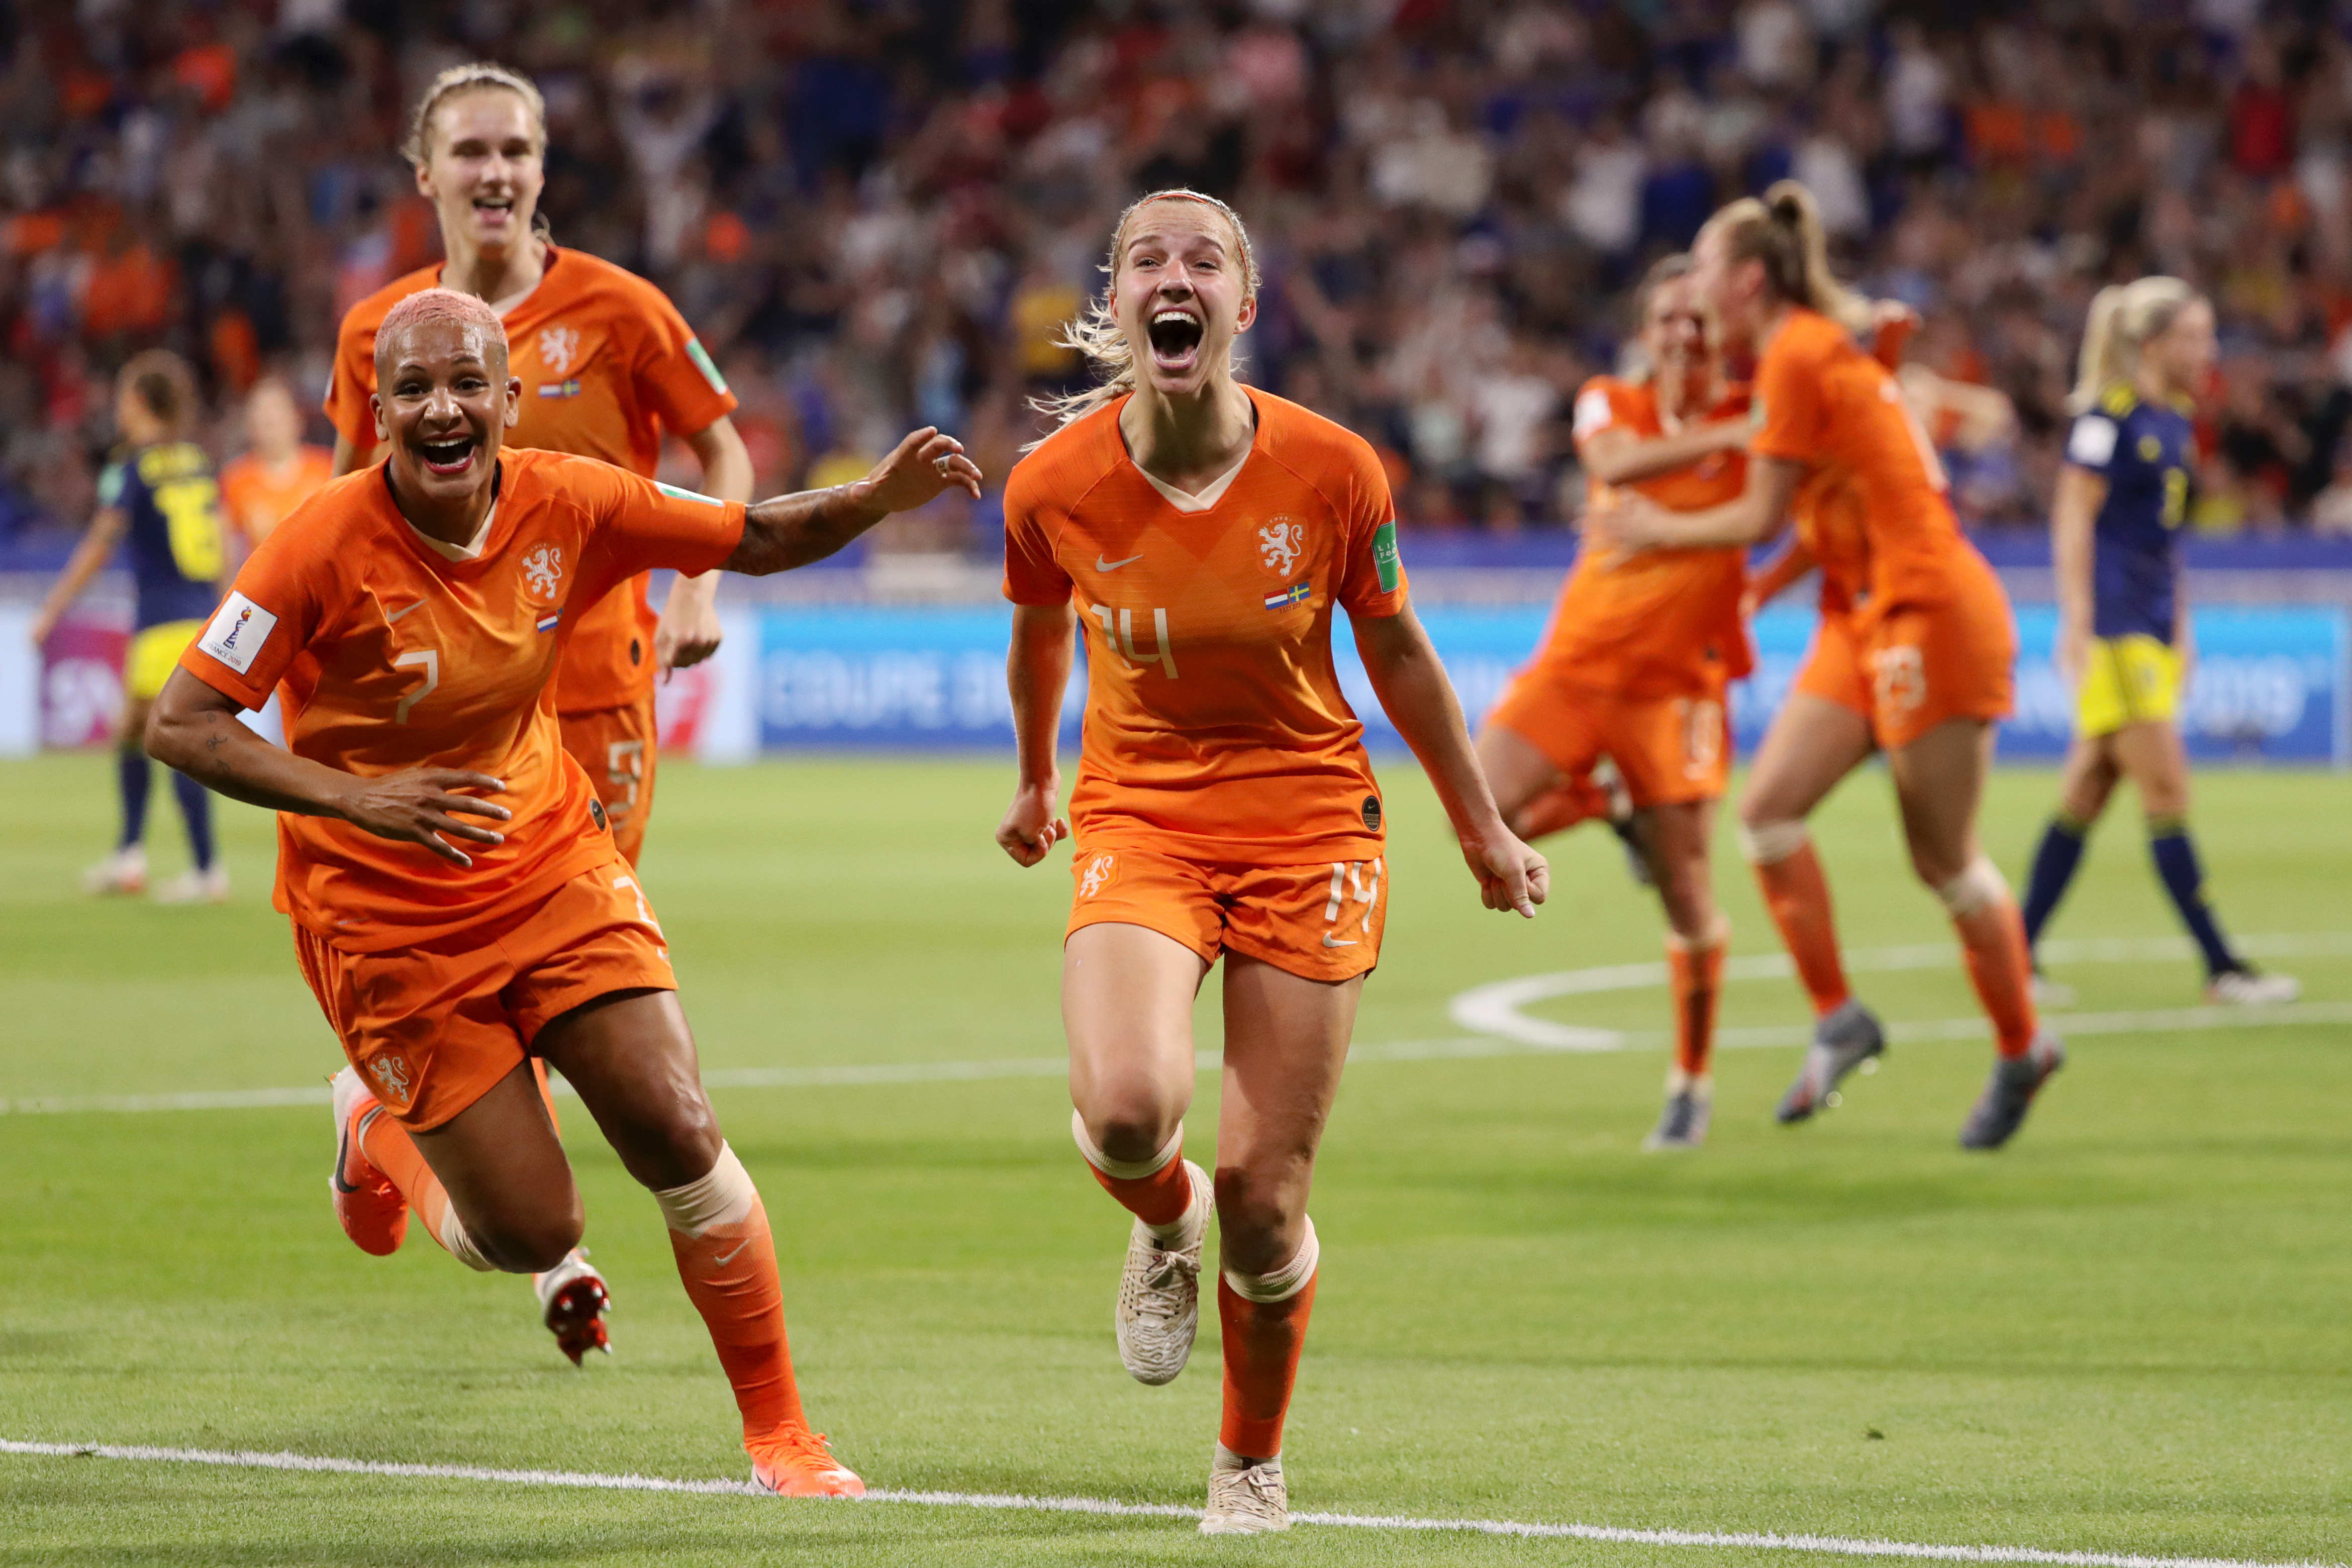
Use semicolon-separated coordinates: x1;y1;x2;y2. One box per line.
1218;1221;1320;1460
1938;859;2039;1059
1072;1110;1198;1238
655;1143;806;1438
1743;822;1850;1017
355;1104;493;1270
1665;921;1729;1080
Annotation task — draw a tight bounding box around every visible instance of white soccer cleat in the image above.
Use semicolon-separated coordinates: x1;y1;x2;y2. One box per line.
2206;967;2300;1006
1116;1159;1212;1386
152;866;231;905
1200;1444;1289;1534
532;1247;613;1365
82;845;147;896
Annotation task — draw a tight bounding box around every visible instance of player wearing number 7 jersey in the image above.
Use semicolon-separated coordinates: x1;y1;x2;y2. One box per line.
145;287;983;1497
996;189;1548;1534
1599;182;2056;1152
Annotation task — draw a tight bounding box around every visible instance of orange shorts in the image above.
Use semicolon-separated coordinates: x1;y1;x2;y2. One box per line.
560;693;658;865
1793;578;2014;751
1486;665;1730;808
291;859;674;1131
1066;845;1386;983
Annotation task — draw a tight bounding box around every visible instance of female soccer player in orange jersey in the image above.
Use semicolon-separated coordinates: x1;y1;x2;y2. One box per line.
325;60;753;1352
1601;183;2060;1151
1477;254;1753;1151
995;190;1548;1533
147;288;980;1496
327;62;746;869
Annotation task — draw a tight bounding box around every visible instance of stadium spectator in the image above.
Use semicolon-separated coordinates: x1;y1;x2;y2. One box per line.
8;3;2352;541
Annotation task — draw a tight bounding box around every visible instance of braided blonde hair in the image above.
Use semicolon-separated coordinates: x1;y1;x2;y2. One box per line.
1030;189;1261;439
402;61;547;168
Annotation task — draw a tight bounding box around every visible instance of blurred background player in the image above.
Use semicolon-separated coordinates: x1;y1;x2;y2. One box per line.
2020;279;2300;1008
995;190;1547;1534
219;377;334;565
324;61;753;1357
1476;253;1750;1150
148;288;981;1499
326;62;751;869
1603;183;2060;1152
29;350;228;904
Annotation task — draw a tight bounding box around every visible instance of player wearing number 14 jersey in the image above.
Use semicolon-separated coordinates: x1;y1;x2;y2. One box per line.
996;189;1546;1534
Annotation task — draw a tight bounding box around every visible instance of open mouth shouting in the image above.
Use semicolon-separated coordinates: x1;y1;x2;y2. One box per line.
1146;305;1206;373
417;435;478;476
471;193;516;234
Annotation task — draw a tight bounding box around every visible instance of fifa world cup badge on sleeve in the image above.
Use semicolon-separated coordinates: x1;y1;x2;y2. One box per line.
199;592;279;674
1373;520;1401;593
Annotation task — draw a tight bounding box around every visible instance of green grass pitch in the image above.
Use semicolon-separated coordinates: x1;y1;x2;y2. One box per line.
1;751;2346;1566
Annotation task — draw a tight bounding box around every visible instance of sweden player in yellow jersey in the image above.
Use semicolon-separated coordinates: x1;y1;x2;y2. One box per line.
2018;278;2298;1006
30;351;230;903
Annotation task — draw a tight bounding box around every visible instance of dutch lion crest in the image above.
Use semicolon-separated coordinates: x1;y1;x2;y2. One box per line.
1257;518;1305;577
522;543;565;602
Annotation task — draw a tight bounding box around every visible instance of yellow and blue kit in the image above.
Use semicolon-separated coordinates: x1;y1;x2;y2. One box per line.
2060;382;2193;737
100;441;226;699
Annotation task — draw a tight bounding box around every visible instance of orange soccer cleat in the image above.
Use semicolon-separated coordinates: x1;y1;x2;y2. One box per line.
328;1066;408;1255
532;1248;613;1365
747;1423;865;1499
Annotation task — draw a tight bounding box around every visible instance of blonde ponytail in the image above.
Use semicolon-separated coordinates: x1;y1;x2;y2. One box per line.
1703;180;1871;335
2067;276;2200;413
1028;189;1260;446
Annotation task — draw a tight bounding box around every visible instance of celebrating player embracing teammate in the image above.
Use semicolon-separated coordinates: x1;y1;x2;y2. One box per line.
995;190;1547;1533
148;287;981;1496
1599;183;2060;1150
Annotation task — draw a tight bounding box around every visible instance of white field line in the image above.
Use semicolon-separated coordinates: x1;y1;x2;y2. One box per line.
4;933;2344;1118
1;1439;2332;1568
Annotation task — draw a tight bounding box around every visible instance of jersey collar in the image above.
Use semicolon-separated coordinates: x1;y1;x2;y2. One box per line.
1119;387;1263;515
380;455;506;563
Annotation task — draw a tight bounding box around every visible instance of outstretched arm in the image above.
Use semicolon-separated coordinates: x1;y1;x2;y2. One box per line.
655;416;755;676
145;669;514;867
1352;605;1547;916
722;427;981;576
1580;419;1749;487
995;600;1075;866
1596;453;1806;553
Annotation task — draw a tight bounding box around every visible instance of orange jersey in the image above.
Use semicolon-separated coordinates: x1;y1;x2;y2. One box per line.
1003;390;1409;864
1539;376;1752;695
1751;308;1969;612
219;446;334;550
1790;464;1872;616
178;449;745;952
325;247;737;715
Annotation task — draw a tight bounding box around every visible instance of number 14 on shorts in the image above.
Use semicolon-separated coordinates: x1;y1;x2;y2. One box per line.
1322;859;1380;949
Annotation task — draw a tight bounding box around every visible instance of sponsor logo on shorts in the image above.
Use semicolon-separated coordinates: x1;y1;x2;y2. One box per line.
366;1053;414;1105
198;592;278;675
1078;852;1116;900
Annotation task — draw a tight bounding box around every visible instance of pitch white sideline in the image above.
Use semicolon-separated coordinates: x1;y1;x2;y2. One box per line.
2;1440;2332;1567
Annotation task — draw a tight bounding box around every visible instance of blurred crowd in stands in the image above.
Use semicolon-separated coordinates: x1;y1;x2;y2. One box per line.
11;0;2352;557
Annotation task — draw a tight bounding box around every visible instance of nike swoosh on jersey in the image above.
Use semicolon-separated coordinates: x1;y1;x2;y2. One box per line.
1096;554;1144;571
384;600;427;624
1321;934;1358;948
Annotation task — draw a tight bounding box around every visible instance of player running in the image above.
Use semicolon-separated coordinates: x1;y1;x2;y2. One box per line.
2019;278;2299;1007
146;288;979;1497
1599;183;2060;1151
327;62;747;869
995;190;1548;1534
326;61;751;1353
1476;254;1750;1150
31;351;229;904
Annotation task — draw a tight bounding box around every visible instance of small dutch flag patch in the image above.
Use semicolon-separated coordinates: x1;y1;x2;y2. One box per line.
1263;582;1311;610
536;610;563;633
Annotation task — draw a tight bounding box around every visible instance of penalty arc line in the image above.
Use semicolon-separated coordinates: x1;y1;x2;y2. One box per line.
2;932;2344;1117
1;1440;2334;1568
